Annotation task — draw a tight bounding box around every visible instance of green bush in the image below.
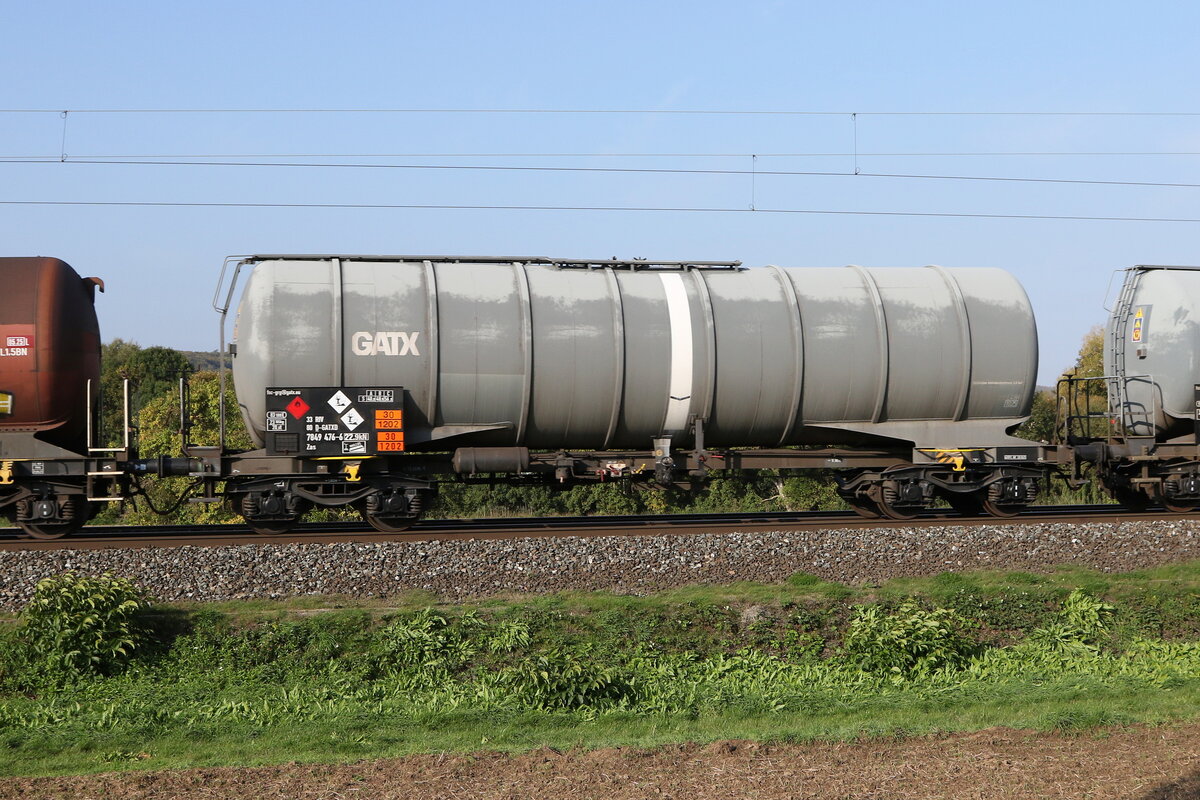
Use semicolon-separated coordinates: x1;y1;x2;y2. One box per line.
1026;588;1116;658
18;572;151;676
501;646;635;711
373;609;483;673
842;599;978;678
1059;587;1116;638
370;610;532;677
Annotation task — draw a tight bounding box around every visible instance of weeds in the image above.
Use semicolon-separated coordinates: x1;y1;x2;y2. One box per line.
1;572;1199;777
13;572;150;679
501;646;634;711
842;600;978;678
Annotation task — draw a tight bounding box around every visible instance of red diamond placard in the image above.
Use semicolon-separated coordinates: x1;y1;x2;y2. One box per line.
286;396;311;419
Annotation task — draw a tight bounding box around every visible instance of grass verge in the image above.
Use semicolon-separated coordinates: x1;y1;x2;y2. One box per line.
1;562;1199;777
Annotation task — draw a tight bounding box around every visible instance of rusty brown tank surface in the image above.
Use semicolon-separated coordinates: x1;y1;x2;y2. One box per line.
0;258;103;455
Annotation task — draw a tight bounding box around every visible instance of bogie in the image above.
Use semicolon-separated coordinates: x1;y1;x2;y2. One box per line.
236;489;308;535
13;492;92;539
356;486;427;533
224;474;433;534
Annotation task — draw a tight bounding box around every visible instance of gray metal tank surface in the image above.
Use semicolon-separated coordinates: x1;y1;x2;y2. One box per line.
230;257;1038;451
1105;265;1200;437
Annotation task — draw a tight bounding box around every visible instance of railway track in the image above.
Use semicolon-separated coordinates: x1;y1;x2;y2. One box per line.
1;503;1196;551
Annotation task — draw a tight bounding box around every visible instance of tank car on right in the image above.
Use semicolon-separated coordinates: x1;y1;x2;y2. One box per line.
1062;265;1200;510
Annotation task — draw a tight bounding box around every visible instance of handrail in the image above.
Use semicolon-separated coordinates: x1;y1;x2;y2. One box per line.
213;256;254;452
1101;267;1127;312
1057;373;1158;444
240;254;745;270
87;378;131;454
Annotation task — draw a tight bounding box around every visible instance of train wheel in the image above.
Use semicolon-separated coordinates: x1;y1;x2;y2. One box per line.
981;500;1024;518
875;482;924;521
359;488;425;532
362;513;418;533
876;498;921;521
239;493;301;534
944;492;985;517
844;496;882;519
246;519;296;535
18;519;84;540
1161;498;1199;514
15;495;90;539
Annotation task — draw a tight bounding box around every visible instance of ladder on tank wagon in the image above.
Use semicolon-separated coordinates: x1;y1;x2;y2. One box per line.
1060;267;1157;445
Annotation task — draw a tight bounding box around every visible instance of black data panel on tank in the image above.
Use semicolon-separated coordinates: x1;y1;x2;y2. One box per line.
264;387;405;456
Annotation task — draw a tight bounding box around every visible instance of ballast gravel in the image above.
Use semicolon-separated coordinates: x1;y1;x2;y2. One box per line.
1;520;1198;608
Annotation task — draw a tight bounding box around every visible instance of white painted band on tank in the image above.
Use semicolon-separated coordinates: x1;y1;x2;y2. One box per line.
660;272;694;434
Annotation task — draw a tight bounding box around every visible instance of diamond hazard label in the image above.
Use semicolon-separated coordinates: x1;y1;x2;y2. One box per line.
328;390;352;414
1131;305;1150;344
340;408;364;430
286;396;311;419
266;386;405;456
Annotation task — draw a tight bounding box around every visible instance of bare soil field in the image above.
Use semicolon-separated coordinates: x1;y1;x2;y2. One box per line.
4;723;1199;800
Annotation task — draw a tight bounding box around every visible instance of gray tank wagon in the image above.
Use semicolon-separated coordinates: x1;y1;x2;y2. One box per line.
1104;266;1200;439
1065;265;1200;510
206;255;1046;530
232;256;1036;450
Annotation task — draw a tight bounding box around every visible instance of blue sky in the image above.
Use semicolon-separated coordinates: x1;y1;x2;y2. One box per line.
3;1;1200;384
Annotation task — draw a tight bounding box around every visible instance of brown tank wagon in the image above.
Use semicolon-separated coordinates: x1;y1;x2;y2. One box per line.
0;258;134;538
0;257;104;455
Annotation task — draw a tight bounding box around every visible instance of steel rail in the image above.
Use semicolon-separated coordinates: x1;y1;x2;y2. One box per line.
1;504;1196;551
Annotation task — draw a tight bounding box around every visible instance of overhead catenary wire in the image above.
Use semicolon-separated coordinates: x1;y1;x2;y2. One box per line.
6;157;1200;191
5;108;1198;223
6;151;1200;158
3;198;1200;224
5;108;1200;116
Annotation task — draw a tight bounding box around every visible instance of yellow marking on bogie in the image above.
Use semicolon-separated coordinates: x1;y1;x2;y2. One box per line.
919;448;988;473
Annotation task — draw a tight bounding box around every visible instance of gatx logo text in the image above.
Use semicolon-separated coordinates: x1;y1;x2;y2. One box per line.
351;331;421;356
